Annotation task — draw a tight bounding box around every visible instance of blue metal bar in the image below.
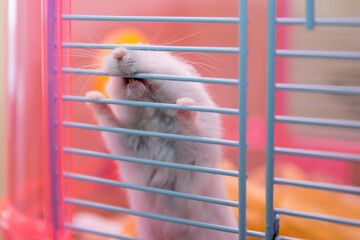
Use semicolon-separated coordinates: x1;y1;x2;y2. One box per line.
64;172;239;207
306;0;315;30
238;0;248;239
62;95;239;115
246;230;266;239
276;17;360;27
62;14;240;23
275;208;360;227
274;178;360;195
276;236;303;240
275;147;360;163
63;148;239;177
62;68;239;85
64;198;265;238
275;115;360;129
63;121;239;147
276;49;360;60
275;83;360;95
62;42;239;53
64;223;141;240
266;0;277;239
64;198;240;234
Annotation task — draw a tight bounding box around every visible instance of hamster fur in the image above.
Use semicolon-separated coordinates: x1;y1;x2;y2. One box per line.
86;46;238;240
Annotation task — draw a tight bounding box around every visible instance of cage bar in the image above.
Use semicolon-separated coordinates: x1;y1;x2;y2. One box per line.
275;147;360;163
265;0;277;239
238;0;248;239
274;178;360;195
275;208;360;227
64;223;141;240
44;0;64;238
62;43;240;53
275;83;360;95
63;122;239;146
63;148;239;177
274;115;360;129
306;0;315;30
276;17;360;26
62;68;239;85
275;236;303;240
64;198;239;234
64;172;239;207
62;15;239;23
62;95;239;115
276;49;360;60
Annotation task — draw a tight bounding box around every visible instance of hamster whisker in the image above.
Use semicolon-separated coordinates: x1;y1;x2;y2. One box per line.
159;28;209;47
148;23;168;45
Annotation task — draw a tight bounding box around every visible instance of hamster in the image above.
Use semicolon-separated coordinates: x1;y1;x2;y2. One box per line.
86;46;238;240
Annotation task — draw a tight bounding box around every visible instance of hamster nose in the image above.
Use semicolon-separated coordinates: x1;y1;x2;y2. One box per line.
113;47;127;61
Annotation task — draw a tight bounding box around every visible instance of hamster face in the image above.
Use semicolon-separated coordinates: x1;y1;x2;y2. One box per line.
103;46;198;101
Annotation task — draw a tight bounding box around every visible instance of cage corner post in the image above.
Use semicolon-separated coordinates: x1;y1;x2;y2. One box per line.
265;0;279;239
43;0;71;239
238;0;249;239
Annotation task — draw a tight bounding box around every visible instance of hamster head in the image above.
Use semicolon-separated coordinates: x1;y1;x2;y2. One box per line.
103;46;198;101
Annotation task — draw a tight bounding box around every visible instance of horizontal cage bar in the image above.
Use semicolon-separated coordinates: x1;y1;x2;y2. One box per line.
62;43;240;53
64;172;239;207
275;115;360;129
275;147;360;162
275;208;360;227
64;223;140;240
275;147;360;163
246;230;266;239
62;68;239;85
63;121;239;147
63;148;239;177
64;198;239;234
63;95;239;115
274;178;360;195
276;49;360;60
275;83;360;95
276;236;303;240
276;17;360;26
62;14;240;23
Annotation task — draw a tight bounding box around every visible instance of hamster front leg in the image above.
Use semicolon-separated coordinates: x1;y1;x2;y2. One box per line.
86;91;121;128
85;91;133;155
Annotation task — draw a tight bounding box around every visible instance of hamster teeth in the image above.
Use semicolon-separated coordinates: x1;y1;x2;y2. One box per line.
128;78;134;84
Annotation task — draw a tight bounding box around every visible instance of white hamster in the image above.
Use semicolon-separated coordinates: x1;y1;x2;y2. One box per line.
86;46;238;240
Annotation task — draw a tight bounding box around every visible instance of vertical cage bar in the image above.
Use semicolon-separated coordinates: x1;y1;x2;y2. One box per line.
266;0;277;239
238;0;248;239
306;0;315;29
44;0;63;238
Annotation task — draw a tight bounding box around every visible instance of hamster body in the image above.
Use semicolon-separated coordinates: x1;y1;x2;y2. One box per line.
86;46;238;240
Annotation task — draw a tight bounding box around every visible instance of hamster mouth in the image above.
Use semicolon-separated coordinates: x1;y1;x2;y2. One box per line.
124;77;149;90
124;77;145;85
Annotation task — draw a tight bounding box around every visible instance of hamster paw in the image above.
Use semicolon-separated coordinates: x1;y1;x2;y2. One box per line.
176;97;195;107
85;91;110;112
176;97;198;123
86;91;106;101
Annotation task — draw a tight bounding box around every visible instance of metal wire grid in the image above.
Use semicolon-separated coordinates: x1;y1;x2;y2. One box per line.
44;0;360;239
45;0;255;239
266;0;360;239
